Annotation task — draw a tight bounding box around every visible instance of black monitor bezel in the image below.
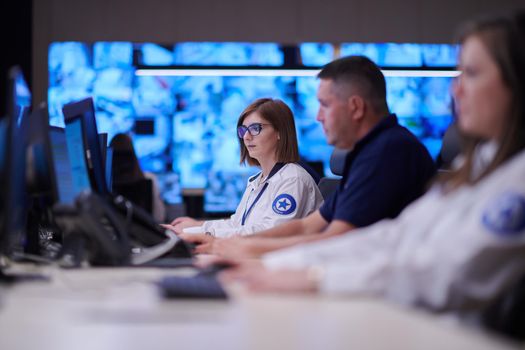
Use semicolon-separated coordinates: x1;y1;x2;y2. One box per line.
27;105;60;204
62;98;109;196
0;67;31;258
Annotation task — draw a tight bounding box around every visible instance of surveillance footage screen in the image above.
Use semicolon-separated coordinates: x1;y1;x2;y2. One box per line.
49;41;456;212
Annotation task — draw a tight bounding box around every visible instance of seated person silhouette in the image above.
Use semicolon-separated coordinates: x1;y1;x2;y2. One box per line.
109;133;166;222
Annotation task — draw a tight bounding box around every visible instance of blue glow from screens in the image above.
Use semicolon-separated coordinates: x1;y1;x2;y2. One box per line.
383;43;423;66
205;171;256;212
172;42;284;66
422;44;459;67
49;41;454;212
341;43;423;66
300;43;334;66
156;173;183;205
49;129;77;205
48;42;94;127
64;118;92;198
341;43;458;67
140;43;174;66
386;76;453;157
93;42;133;69
15;73;31;108
339;43;381;64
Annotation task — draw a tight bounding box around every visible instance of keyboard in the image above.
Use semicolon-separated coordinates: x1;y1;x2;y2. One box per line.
158;275;228;299
141;257;194;268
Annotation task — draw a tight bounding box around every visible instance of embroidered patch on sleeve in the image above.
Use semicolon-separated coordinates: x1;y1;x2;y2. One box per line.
482;192;525;236
272;193;297;215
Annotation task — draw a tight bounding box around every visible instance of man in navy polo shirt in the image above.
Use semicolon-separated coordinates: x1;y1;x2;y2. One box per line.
181;56;436;257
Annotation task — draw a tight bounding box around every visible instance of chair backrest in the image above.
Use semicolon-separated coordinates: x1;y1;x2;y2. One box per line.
318;148;348;199
112;150;137;178
329;148;348;176
298;159;323;184
482;274;525;341
318;178;340;200
112;178;154;215
436;122;462;170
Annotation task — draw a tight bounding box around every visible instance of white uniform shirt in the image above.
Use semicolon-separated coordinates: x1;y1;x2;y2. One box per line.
185;163;323;238
263;147;525;317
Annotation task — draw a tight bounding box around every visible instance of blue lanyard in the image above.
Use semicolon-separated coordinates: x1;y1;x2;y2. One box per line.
241;162;285;226
241;182;269;226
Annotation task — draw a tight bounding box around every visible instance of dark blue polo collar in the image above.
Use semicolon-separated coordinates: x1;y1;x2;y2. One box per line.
355;113;398;151
343;113;399;175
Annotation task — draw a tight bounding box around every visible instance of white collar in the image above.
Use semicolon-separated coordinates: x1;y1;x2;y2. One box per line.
471;140;499;179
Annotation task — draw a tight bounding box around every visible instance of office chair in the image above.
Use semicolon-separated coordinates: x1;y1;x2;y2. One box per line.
112;178;154;215
436;122;463;170
318;148;348;199
482;274;525;341
298;158;323;184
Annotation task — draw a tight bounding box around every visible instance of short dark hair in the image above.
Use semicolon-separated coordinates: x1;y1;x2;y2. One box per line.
317;55;389;114
237;98;300;167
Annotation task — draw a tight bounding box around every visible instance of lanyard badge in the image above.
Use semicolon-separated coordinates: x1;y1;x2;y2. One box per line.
241;182;269;226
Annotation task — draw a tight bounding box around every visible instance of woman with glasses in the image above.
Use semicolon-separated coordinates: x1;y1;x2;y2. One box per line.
165;98;323;241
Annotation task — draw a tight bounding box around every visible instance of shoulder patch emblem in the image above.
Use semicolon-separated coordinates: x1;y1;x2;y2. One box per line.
482;192;525;236
272;193;297;215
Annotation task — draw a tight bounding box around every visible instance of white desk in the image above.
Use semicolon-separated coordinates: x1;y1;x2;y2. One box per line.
0;266;519;350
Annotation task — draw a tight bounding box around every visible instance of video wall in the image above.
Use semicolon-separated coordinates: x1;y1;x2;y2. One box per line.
48;42;457;212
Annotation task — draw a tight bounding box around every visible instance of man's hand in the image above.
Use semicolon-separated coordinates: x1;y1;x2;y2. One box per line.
193;254;241;268
212;237;263;259
221;265;318;294
177;233;215;254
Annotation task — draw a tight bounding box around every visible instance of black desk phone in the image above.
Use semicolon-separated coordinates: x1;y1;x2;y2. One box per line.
53;192;192;267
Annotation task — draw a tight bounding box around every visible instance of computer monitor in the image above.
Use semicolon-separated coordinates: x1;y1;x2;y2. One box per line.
99;132;108;167
98;132;111;192
0;66;31;259
26;105;59;203
23;105;77;256
62;116;95;199
62;98;109;196
49;126;88;205
105;147;113;192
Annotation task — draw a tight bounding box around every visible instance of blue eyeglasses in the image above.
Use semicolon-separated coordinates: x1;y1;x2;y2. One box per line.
237;123;271;138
